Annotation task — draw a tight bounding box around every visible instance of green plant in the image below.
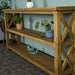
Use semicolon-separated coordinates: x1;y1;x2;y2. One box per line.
51;21;54;24
35;20;54;31
15;16;22;24
41;20;51;31
0;0;10;15
27;0;31;2
35;22;39;29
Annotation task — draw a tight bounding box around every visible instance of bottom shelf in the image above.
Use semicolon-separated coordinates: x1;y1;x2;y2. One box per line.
8;43;55;75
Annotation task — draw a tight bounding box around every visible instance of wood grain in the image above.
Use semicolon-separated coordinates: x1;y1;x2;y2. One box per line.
61;13;74;42
8;43;55;75
72;11;75;74
7;28;54;47
62;45;73;72
4;13;9;50
54;12;62;75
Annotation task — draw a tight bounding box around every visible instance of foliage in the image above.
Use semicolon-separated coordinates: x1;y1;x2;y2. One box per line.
35;20;54;31
41;20;51;31
51;21;54;24
27;0;31;2
41;20;48;26
0;0;10;15
15;16;22;24
45;24;51;31
35;22;39;29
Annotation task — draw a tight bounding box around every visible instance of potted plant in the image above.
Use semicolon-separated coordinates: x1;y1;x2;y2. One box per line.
27;0;34;8
15;16;23;30
35;20;54;38
41;20;54;38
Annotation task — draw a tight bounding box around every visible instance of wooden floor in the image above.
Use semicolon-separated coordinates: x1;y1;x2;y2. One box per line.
8;43;55;75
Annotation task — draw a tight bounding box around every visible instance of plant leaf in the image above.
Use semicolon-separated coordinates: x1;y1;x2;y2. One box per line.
35;22;39;29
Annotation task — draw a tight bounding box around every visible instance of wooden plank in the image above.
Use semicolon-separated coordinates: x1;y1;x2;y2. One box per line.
62;27;68;42
4;11;75;14
2;7;57;12
8;14;16;27
62;45;73;72
62;40;73;46
62;47;73;70
54;12;62;75
56;6;75;11
62;13;74;42
7;28;54;47
4;13;9;50
62;11;74;14
2;7;75;13
72;11;75;73
8;43;55;75
63;68;72;75
68;13;74;27
18;35;21;44
61;13;74;42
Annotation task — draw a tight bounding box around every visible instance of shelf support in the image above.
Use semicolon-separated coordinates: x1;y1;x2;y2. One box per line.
54;12;62;75
4;13;10;50
72;11;75;74
62;13;74;42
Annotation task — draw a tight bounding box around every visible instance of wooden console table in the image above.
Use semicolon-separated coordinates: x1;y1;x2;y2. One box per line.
3;6;75;75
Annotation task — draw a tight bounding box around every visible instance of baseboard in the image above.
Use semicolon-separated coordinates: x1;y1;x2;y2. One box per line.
0;40;6;43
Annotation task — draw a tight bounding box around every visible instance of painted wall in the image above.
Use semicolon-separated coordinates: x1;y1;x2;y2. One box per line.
2;0;74;60
0;0;4;40
11;0;75;9
0;29;4;40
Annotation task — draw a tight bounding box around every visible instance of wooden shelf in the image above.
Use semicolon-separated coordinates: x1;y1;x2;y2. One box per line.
7;28;54;47
7;28;73;47
8;43;55;75
2;6;75;14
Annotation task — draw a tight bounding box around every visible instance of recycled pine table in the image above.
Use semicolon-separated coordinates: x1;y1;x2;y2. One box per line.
3;6;75;75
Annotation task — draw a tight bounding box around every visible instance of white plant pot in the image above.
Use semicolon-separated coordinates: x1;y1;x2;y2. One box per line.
27;2;33;8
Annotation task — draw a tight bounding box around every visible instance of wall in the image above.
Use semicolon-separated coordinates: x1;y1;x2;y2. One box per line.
11;0;75;9
0;0;4;40
8;0;75;60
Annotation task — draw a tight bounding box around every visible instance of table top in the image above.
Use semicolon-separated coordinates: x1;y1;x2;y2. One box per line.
3;6;75;12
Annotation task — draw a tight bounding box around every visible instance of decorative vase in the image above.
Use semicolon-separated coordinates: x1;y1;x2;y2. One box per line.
16;23;22;30
27;2;33;8
45;30;54;38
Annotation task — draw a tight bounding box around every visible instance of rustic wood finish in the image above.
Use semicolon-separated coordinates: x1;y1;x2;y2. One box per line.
62;45;73;72
72;11;75;73
54;12;62;75
7;28;54;47
8;43;55;75
3;7;75;75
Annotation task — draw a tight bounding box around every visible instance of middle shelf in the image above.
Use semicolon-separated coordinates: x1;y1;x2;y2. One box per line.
7;28;54;47
7;28;73;47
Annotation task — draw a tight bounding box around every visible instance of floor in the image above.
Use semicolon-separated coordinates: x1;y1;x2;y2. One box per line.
0;43;48;75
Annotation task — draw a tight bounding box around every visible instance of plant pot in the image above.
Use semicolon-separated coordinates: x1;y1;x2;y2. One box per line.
45;30;54;38
16;23;22;30
27;2;33;8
